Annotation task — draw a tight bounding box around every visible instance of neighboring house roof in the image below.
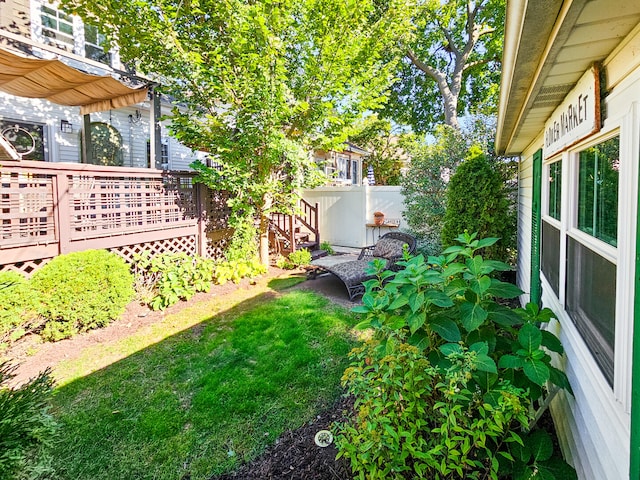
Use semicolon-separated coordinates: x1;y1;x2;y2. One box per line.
343;141;369;156
496;0;640;155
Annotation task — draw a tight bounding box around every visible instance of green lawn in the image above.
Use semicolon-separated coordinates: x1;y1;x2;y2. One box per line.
49;282;357;480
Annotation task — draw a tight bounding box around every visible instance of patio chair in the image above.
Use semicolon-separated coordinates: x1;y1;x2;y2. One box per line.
312;232;416;300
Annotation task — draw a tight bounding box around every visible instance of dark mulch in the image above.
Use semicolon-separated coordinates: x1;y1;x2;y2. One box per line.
212;396;354;480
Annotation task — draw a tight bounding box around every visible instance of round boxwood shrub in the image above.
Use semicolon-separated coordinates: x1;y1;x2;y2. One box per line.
0;271;39;344
30;250;134;341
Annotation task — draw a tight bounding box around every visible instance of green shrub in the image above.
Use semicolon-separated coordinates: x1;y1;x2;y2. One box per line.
133;252;215;311
212;257;267;285
276;249;312;269
0;362;57;479
335;232;575;480
31;250;135;341
0;271;40;345
441;147;516;263
320;241;335;255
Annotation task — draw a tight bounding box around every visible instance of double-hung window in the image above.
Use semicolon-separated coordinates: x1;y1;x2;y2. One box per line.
542;159;562;297
567;135;619;386
38;3;112;66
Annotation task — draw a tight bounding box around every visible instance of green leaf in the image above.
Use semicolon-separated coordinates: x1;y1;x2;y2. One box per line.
519;323;543;351
470;275;492;295
440;343;463;357
540;330;564;354
409;291;426;313
351;305;371;314
476;237;500;249
408;330;430;350
407;311;427;334
442;263;466;278
355;319;372;330
548;366;572;393
486;303;522;327
425;290;455;308
498;354;525;369
486;279;523;299
429;316;461;342
474;354;497;374
388;294;409;310
386;315;406;330
469;341;489;354
523;359;550;385
528;429;554;462
466;255;484;276
460;301;488;332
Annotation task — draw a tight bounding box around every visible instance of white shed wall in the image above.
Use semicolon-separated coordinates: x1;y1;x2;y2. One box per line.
302;186;405;248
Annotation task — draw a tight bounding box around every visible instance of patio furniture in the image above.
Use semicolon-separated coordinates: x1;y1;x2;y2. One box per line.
310;232;416;300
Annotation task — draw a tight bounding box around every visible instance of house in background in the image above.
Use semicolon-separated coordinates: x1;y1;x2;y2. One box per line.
0;0;202;170
496;1;640;479
314;141;368;186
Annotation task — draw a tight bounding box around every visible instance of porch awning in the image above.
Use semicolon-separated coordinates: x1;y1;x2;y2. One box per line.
0;47;148;115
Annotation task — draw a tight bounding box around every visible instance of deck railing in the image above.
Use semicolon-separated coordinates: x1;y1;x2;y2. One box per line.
0;161;230;275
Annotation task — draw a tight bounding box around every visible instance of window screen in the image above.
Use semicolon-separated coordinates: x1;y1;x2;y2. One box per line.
566;236;616;386
541;220;560;297
577;136;619;246
548;161;561;220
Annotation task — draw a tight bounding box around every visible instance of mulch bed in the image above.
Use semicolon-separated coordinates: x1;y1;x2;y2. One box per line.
211;396;354;480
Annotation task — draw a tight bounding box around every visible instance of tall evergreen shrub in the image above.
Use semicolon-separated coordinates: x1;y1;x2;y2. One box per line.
441;146;515;262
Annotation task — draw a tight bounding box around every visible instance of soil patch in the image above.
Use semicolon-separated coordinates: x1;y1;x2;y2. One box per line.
212;396;354;480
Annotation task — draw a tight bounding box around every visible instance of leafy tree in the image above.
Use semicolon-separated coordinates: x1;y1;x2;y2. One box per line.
401;125;467;254
385;0;505;132
441;146;516;262
61;0;412;265
350;115;408;186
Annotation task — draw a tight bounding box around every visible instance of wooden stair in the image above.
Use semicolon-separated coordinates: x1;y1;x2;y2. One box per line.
270;199;320;256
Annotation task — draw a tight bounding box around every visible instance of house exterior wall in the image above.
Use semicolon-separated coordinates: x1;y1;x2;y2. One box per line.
515;26;640;480
0;0;201;171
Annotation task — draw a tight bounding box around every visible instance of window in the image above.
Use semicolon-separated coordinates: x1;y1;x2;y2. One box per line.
0;120;47;161
39;4;112;66
336;155;348;180
84;24;110;64
577;136;619;246
541;220;560;297
548;160;562;220
80;122;124;166
566;236;616;386
41;5;74;51
146;140;169;169
351;160;359;186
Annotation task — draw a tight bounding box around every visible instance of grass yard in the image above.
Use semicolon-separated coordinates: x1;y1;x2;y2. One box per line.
49;282;357;480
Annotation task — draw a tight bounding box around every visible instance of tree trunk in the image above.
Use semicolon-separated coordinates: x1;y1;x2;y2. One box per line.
258;192;273;267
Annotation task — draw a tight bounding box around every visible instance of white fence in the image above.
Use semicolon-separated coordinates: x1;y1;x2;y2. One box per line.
302;185;405;248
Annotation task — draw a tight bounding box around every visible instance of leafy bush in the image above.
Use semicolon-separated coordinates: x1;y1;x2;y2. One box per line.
320;241;335;255
0;362;57;479
335;232;575;480
401;126;468;255
31;250;134;341
276;249;312;269
441;147;516;263
133;252;215;310
212;257;267;285
0;271;40;345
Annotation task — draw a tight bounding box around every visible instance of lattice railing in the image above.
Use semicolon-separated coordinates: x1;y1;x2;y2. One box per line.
68;173;197;240
1;171;56;246
0;161;236;274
